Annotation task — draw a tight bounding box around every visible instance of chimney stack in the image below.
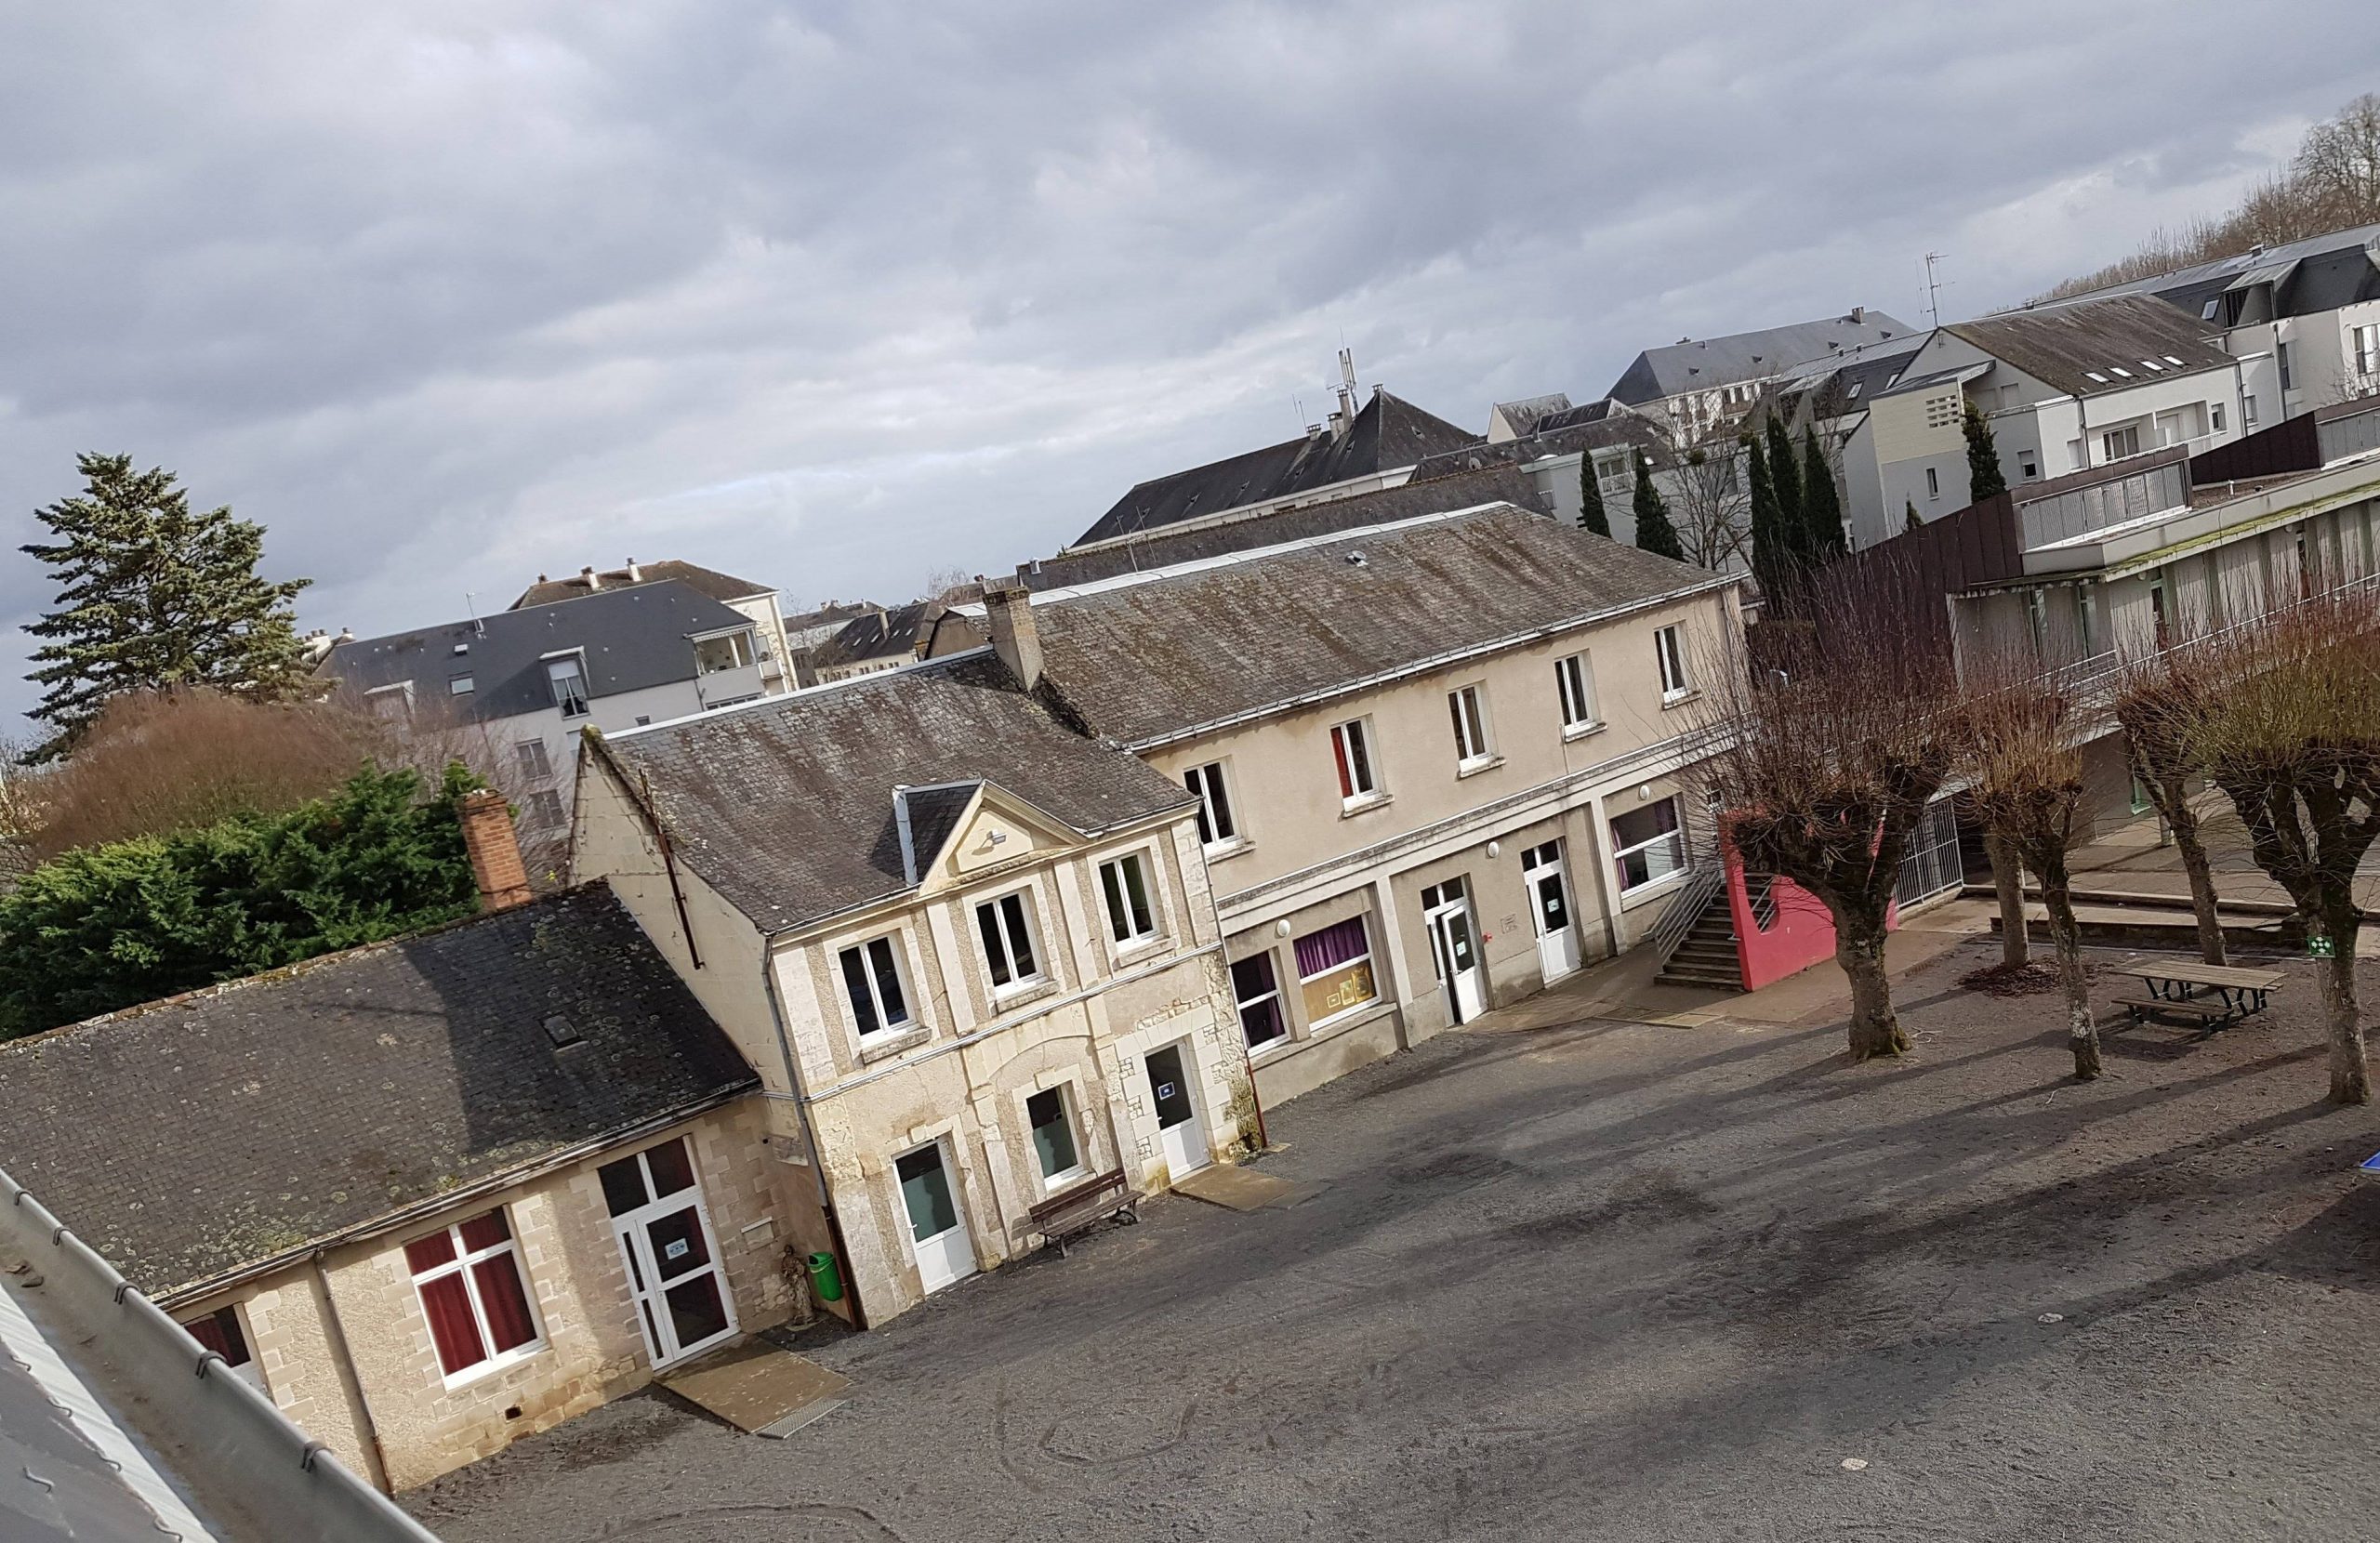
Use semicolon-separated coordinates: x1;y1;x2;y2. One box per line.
624;557;641;583
1849;306;1865;324
1332;347;1357;438
981;576;1042;691
458;788;533;912
581;565;600;590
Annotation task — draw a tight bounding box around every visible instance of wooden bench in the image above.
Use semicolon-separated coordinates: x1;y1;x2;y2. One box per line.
2112;994;2233;1028
1027;1168;1140;1257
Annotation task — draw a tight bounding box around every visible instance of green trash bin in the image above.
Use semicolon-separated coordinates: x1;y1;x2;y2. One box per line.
805;1249;845;1303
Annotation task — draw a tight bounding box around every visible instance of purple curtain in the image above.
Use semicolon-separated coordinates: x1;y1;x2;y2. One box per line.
1295;917;1369;978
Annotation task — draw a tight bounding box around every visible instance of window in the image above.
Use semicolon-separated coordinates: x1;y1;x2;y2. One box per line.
1593;451;1633;498
1330;719;1382;805
1232;953;1287;1050
1099;852;1158;948
837;934;912;1038
449;674;474;696
2025;589;2049;658
694;631;755;675
1448;684;1494;768
1293;917;1377;1026
1555;652;1599;732
2069;437;2088;470
2244;394;2260;426
181;1306;263;1391
2211;402;2226;433
1611;798;1686;893
2358;324;2380;376
2101;425;2141;461
2279;342;2294;392
1183;761;1237;849
516;739;552;780
404;1209;542;1381
2019;454;2040;481
975;891;1042;994
1924;467;1940;500
547;655;590;719
2074;587;2096;656
1025;1088;1084;1187
1655;625;1690;700
365;682;413;723
526;789;565;830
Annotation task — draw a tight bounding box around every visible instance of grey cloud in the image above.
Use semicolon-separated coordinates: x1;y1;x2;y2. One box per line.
4;1;2378;728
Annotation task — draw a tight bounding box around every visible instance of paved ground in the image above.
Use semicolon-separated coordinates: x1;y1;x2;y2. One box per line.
408;942;2380;1542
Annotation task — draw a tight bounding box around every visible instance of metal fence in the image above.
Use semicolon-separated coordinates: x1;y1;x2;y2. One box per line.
1894;797;1965;909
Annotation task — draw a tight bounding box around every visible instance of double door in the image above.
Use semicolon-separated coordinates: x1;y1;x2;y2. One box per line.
1421;877;1486;1023
1523;840;1581;983
598;1138;738;1368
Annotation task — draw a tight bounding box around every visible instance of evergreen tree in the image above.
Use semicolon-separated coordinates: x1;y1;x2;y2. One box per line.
1631;455;1686;561
1746;433;1787;599
22;455;312;760
1963;401;2008;502
1906;499;1924;534
1765;416;1805;566
1799;427;1845;562
1577;448;1610;538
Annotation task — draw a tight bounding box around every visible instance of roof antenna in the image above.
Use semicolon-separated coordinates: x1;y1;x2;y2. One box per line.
1924;251;1948;326
465;591;484;637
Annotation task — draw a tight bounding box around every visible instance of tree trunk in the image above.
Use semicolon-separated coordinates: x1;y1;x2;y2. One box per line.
1837;917;1909;1060
2162;779;2227;967
1988;831;2029;968
2038;864;2101;1080
2316;917;2370;1105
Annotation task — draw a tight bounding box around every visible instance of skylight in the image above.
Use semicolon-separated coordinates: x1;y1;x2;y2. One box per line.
2084;371;2109;383
2163;355;2187;365
2109;366;2133;377
2141;359;2163;372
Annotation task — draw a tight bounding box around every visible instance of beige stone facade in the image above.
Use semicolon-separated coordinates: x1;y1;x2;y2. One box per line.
166;1100;797;1492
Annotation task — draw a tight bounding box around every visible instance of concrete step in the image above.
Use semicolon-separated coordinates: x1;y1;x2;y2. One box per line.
1656;966;1743;991
1670;943;1741;965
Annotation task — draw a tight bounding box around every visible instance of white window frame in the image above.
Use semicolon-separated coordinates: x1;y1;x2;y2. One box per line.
2210;402;2226;433
694;629;756;675
2101;424;2142;462
1591;449;1633;498
1610;798;1687;895
1098;850;1161;952
1330;718;1383;808
546;653;591;719
1025;1084;1089;1192
2358;323;2380;377
364;681;414;723
2244;395;2260;426
1448;683;1495;771
1296;917;1379;1031
406;1209;546;1389
1232;951;1289;1053
975;889;1046;997
1183;760;1240;851
1555;651;1600;734
837;932;916;1040
1924;466;1940;501
515;738;552;781
1655;625;1690;702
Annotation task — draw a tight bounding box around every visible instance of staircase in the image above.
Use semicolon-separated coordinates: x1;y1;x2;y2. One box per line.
1655;890;1744;991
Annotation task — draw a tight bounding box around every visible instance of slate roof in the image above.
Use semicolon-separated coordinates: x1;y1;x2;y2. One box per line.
1488;393;1573;437
1027;504;1731;747
1409;407;1668;480
596;653;1196;935
1018;462;1547;590
318;579;756;723
510;559;775;610
0;886;756;1298
1609;310;1914;402
1529;396;1623;433
1074;389;1481;547
2045;219;2380;319
1945;295;2233;398
811;600;981;670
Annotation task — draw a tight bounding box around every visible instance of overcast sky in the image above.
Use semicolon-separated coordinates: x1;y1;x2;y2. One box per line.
5;2;2376;727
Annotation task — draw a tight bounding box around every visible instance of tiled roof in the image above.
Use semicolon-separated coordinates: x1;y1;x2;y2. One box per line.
1029;504;1731;747
1945;295;2233;399
1074;389;1480;547
317;579;755;722
510;559;776;610
596;653;1195;935
0;887;756;1297
1609;310;1915;402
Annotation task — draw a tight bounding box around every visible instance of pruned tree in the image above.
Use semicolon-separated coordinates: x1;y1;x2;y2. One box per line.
1577;449;1611;538
1632;456;1686;561
1699;570;1964;1058
1964;402;2008;502
1963;668;2097;1077
2188;588;2380;1103
2113;656;2228;966
22;455;313;760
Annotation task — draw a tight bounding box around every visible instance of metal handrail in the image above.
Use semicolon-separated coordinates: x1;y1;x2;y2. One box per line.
1646;860;1726;967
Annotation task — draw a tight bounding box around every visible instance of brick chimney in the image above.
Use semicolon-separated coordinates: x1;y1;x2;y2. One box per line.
458;788;532;912
981;577;1041;691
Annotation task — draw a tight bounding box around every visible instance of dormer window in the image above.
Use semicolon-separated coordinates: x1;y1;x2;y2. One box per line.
546;654;590;718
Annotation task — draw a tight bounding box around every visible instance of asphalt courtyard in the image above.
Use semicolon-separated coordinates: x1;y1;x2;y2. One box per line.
409;941;2380;1542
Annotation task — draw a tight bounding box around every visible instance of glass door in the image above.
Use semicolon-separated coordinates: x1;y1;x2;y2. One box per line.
896;1140;979;1293
1421;877;1486;1023
1522;840;1581;982
1144;1041;1210;1181
598;1137;738;1367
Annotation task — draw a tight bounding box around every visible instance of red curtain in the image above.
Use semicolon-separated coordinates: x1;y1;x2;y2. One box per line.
472;1255;539;1354
417;1273;485;1375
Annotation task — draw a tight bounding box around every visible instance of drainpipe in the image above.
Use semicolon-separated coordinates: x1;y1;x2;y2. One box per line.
310;1252;393;1492
760;951;869;1330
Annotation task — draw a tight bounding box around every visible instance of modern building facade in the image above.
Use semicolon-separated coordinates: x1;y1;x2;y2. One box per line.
510;559;798;692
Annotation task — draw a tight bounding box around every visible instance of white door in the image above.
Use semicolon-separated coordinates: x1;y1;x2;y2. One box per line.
1144;1041;1210;1180
1422;877;1487;1023
1523;841;1581;983
598;1138;739;1367
896;1141;978;1293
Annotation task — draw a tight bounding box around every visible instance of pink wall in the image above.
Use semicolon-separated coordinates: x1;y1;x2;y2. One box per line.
1721;831;1900;992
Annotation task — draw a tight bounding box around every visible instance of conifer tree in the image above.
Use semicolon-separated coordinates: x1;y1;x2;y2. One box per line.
22;455;312;760
1799;427;1845;562
1906;499;1924;533
1577;448;1610;537
1746;433;1787;599
1964;401;2008;502
1631;455;1686;561
1765;416;1805;566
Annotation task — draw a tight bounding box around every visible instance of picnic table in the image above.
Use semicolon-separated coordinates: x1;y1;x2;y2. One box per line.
2110;954;2285;1031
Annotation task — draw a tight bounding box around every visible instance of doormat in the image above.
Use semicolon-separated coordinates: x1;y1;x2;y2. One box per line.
1174;1165;1318;1212
660;1339;853;1439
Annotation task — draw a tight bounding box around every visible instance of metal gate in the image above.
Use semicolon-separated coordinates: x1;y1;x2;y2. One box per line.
1894;797;1964;909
